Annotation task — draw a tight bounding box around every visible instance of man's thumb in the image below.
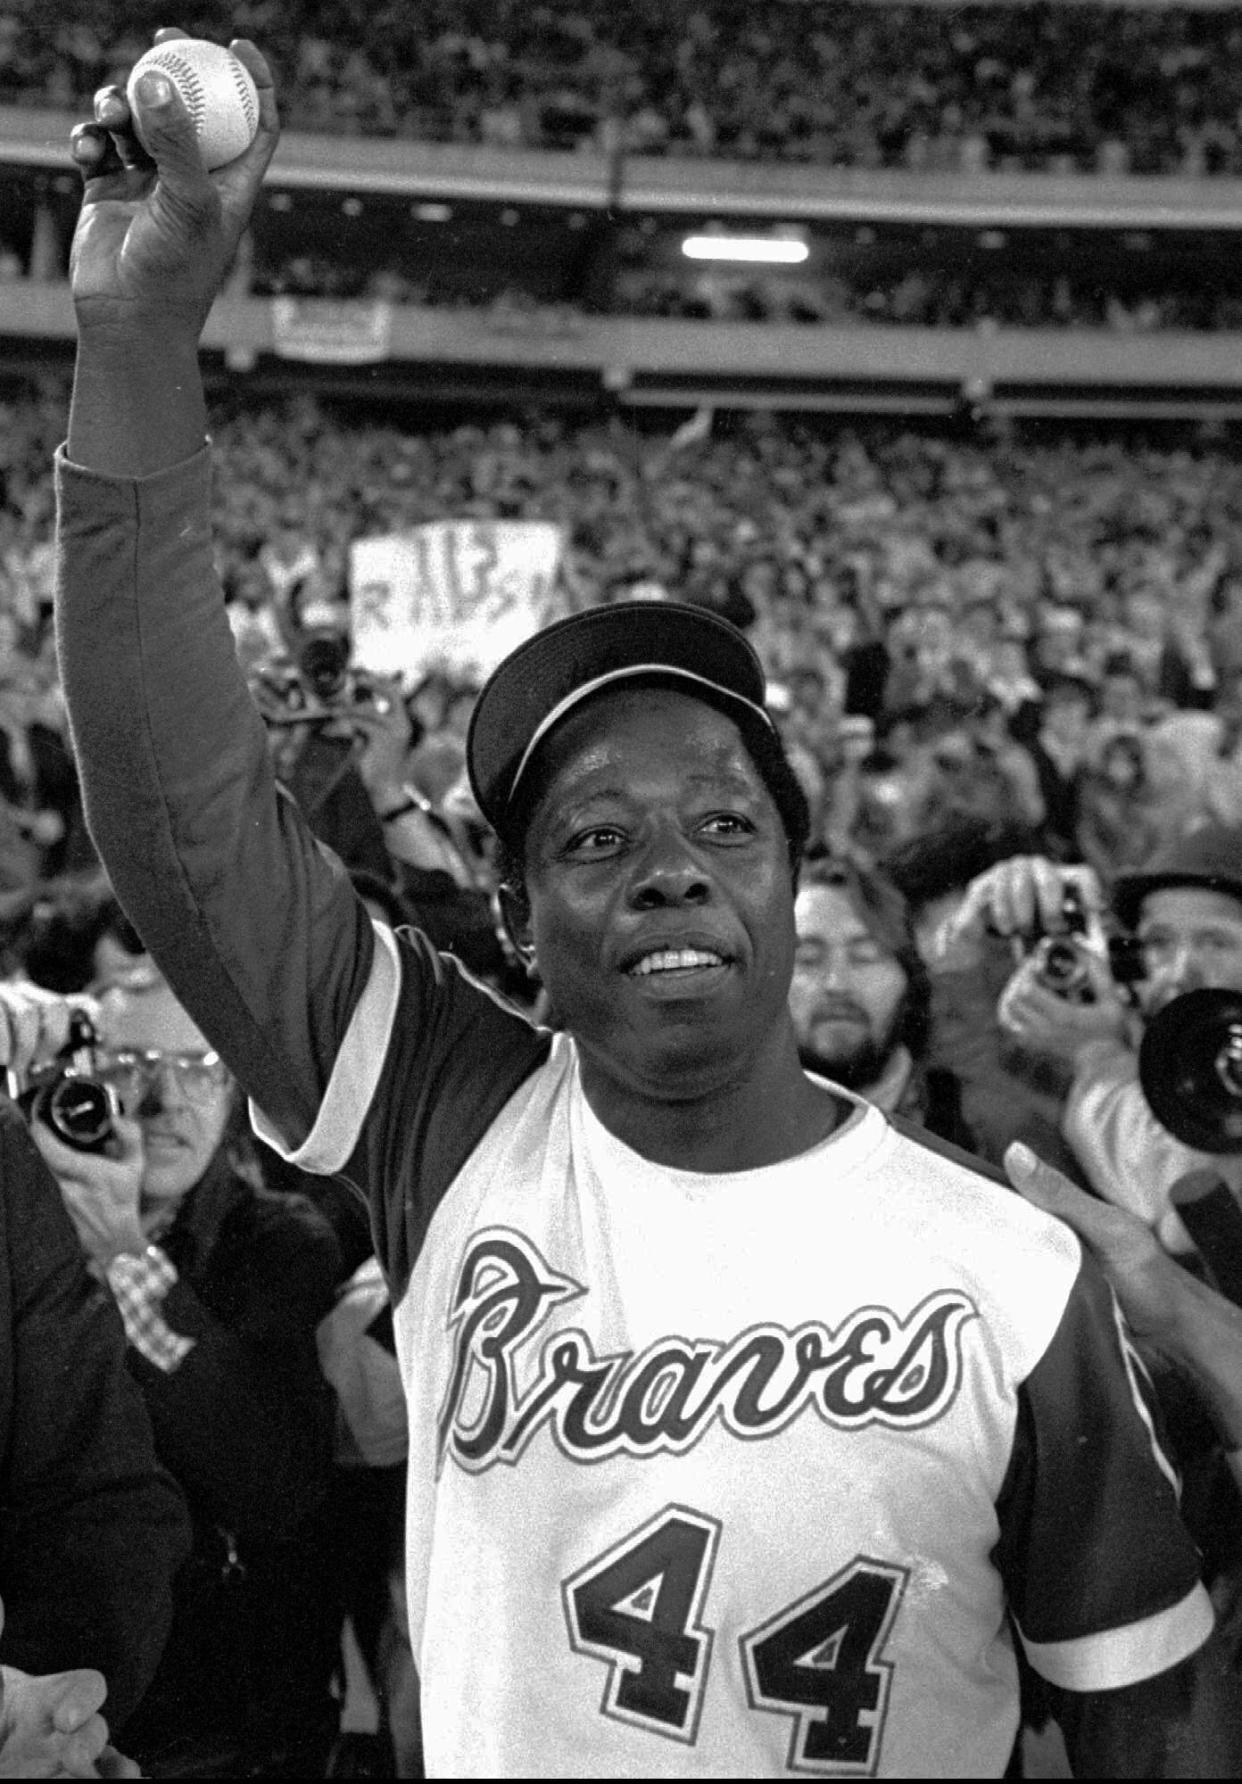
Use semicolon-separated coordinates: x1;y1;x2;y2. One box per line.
50;1669;107;1733
1004;1140;1069;1213
131;72;207;178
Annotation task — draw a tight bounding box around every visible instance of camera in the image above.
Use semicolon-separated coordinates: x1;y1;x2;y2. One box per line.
249;631;393;732
1139;988;1242;1155
1032;884;1095;1002
15;1009;119;1155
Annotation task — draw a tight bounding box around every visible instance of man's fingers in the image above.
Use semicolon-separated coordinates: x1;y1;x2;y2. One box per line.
0;990;71;1074
1005;1141;1114;1246
50;1669;108;1732
230;39;277;118
1064;863;1107;912
1030;858;1073;934
30;1123;97;1187
128;70;208;182
97;1746;142;1780
61;1714;110;1775
90;85;151;174
215;40;282;207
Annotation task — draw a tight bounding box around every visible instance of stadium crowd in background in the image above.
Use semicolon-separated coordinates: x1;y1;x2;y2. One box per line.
4;375;1242;914
5;1;1242;174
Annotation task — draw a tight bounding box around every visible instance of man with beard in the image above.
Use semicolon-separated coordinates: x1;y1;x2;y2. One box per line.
789;851;972;1145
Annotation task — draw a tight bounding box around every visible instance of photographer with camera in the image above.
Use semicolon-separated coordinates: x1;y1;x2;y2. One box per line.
940;825;1242;1258
0;966;344;1778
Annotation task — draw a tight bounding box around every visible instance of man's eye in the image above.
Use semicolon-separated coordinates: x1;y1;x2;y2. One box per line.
567;826;624;854
701;813;752;838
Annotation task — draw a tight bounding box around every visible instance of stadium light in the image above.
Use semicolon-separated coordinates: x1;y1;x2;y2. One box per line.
681;234;810;265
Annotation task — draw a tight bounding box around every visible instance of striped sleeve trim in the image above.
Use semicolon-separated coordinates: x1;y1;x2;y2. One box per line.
1017;1583;1214;1692
250;919;400;1174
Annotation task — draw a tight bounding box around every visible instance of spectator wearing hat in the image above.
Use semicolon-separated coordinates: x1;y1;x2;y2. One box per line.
942;826;1242;1258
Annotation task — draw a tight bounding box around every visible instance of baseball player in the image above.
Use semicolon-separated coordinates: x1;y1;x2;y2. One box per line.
54;36;1219;1777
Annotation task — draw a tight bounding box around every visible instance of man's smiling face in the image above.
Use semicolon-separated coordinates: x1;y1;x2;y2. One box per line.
517;685;799;1103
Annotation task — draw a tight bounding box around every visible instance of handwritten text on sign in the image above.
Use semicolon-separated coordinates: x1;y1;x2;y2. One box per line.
349;520;564;681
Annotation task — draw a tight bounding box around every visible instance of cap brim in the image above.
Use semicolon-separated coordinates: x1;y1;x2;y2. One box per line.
466;601;772;834
1113;868;1242;932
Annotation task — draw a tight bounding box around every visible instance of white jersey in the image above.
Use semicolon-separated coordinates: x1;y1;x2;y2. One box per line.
257;926;1212;1780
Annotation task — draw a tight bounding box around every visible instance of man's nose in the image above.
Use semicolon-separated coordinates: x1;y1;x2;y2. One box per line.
819;950;852;988
136;1063;183;1115
1160;944;1205;994
629;825;711;909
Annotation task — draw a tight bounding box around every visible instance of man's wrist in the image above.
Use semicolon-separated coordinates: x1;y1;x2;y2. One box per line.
379;785;429;823
69;332;207;479
103;1234;159;1267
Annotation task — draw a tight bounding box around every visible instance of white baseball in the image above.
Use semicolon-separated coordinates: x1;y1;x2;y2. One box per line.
127;39;260;171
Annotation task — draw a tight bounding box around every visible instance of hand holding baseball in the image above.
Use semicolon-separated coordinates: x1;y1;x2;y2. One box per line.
67;28;278;341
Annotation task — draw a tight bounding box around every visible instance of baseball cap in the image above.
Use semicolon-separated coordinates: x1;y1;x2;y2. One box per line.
1113;823;1242;931
466;601;775;836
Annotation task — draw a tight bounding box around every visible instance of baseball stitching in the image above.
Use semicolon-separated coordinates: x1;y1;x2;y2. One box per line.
229;58;259;130
149;49;207;128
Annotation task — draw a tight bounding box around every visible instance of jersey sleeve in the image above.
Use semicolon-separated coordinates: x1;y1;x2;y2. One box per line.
253;923;551;1297
54;447;548;1297
993;1251;1213;1692
56;446;372;1148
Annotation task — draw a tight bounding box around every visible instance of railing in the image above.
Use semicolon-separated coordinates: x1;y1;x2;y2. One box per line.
6;282;1241;417
5;106;1242;229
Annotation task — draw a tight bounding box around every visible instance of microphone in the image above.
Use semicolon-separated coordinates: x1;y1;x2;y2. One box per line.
1170;1169;1242;1308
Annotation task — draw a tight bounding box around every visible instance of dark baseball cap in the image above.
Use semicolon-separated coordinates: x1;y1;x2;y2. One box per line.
1113;824;1242;930
466;601;775;836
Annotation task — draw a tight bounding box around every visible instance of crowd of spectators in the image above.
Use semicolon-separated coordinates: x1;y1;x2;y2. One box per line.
611;266;1242;333
5;371;1242;1765
247;256;1242;336
4;374;1242;906
5;1;1242;175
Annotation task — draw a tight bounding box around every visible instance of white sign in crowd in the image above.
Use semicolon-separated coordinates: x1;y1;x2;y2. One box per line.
349;520;565;682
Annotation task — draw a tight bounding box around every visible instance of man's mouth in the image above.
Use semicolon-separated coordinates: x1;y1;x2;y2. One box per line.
143;1127;186;1150
628;948;728;978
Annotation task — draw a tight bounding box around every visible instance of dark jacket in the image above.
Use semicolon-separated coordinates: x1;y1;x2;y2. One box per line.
0;1099;188;1726
118;1145;344;1777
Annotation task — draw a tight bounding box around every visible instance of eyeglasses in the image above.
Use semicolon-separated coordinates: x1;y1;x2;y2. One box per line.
91;1048;231;1111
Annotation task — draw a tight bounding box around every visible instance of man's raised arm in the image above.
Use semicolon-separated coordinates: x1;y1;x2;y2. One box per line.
55;33;374;1150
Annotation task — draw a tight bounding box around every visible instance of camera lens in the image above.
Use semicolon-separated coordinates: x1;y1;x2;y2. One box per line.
37;1078;117;1153
298;632;350;703
1035;936;1091;998
1216;1031;1242;1102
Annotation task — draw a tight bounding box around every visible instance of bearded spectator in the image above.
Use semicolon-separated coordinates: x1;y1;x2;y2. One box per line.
788;849;969;1144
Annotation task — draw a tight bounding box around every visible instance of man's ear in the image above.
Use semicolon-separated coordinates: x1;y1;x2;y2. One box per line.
496;883;537;975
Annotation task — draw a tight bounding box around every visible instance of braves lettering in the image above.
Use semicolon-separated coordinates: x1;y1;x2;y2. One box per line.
438;1228;978;1477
